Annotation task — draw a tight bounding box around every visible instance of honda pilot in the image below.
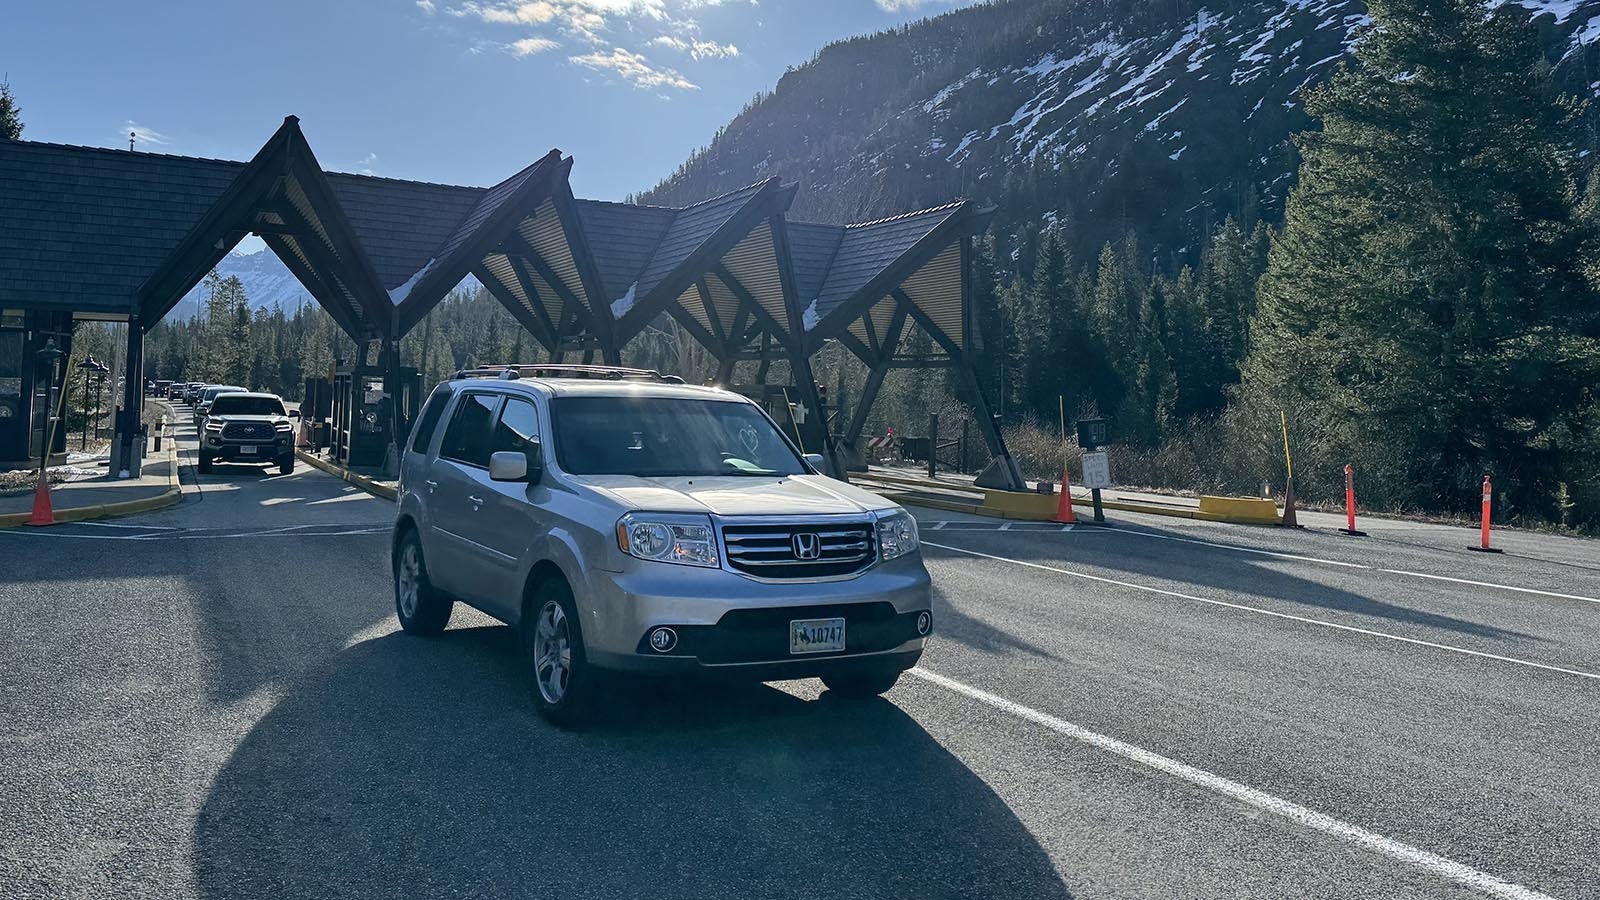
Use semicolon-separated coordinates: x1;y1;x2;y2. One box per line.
392;366;932;725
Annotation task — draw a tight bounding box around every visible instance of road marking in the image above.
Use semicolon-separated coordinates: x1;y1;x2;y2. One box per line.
922;541;1600;682
909;667;1557;900
1069;526;1600;607
1;526;387;541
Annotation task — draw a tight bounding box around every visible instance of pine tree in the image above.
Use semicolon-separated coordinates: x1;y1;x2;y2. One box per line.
0;78;22;141
1243;0;1600;516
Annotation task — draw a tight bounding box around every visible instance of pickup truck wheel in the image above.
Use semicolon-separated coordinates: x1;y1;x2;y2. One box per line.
394;530;452;635
821;664;904;698
197;451;213;474
524;578;593;727
278;456;294;476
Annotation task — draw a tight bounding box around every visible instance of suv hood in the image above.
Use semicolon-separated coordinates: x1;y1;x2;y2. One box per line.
576;473;897;518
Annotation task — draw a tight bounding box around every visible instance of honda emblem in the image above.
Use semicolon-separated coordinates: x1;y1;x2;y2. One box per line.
791;532;822;561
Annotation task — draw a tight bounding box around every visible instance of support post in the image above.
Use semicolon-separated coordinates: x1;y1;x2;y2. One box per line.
114;318;144;478
953;361;1024;491
927;413;939;479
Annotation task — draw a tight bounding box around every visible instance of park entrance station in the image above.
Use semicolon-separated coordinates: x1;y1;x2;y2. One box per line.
0;116;1024;488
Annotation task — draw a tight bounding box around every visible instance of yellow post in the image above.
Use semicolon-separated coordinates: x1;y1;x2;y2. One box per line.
1279;410;1293;482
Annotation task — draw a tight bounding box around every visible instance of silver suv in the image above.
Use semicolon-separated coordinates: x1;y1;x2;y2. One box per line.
392;365;932;725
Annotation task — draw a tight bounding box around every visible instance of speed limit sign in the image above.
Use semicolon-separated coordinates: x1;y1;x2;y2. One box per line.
1081;450;1111;490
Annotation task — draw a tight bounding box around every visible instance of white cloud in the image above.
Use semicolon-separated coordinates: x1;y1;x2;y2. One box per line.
356;152;379;175
122;121;169;147
510;35;560;55
874;0;959;10
569;46;697;90
650;35;739;59
416;0;437;13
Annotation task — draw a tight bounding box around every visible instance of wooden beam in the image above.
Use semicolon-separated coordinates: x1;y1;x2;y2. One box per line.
712;265;797;355
893;288;962;358
503;254;563;341
502;231;591;331
260;234;365;340
665;304;726;359
473;265;556;352
696;278;728;345
550;178;620;358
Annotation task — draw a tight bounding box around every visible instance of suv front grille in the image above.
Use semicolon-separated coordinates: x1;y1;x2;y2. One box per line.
221;422;274;440
722;521;876;579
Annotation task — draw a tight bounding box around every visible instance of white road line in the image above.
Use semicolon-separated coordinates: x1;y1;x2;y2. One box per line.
909;668;1557;900
922;541;1600;682
1079;526;1600;606
1;526;387;541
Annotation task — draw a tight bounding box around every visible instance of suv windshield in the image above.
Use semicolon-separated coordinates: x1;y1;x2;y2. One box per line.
209;395;286;416
551;396;806;477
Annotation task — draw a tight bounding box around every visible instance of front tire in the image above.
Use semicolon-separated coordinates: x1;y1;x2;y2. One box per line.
278;456;294;476
523;577;595;727
394;529;452;635
821;664;904;698
197;451;213;474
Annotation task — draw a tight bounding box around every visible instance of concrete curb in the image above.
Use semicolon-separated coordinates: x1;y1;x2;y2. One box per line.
294;449;398;501
0;431;182;529
865;478;1282;526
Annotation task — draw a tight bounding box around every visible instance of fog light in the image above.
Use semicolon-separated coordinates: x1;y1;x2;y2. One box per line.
647;626;677;653
916;611;932;636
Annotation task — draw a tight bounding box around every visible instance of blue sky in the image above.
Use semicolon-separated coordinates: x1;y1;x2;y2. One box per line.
3;0;972;204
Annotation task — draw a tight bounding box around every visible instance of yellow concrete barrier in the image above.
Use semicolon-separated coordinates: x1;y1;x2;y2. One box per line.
1196;495;1281;524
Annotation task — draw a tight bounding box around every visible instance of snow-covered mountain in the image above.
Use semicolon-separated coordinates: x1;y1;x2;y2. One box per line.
645;0;1600;261
173;249;479;320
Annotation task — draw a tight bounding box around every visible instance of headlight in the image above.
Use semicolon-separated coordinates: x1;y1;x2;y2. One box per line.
616;513;718;567
876;511;919;560
274;421;292;431
204;420;222;431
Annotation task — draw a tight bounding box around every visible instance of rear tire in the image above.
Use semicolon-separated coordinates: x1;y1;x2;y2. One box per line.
197;451;213;474
394;529;452;635
523;576;595;728
821;664;904;698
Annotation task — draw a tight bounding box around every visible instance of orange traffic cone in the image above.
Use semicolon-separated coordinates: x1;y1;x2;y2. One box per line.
1055;467;1076;524
25;469;55;527
1280;477;1301;528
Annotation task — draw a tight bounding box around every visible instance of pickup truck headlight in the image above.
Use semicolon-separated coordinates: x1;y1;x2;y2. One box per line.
616;513;718;567
274;421;293;432
876;511;919;561
204;420;223;431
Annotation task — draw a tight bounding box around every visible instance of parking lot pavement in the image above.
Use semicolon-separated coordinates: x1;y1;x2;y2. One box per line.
1;431;1596;898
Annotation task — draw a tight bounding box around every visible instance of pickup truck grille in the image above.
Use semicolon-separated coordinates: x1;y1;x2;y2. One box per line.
220;422;274;440
722;521;876;579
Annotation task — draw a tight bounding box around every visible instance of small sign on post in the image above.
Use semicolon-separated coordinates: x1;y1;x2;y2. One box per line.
1075;418;1112;524
1081;450;1111;490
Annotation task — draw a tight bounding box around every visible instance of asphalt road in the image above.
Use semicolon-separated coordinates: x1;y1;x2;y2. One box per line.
1;412;1596;899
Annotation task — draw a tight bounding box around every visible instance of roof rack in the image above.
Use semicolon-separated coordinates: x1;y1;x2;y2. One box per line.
449;364;686;384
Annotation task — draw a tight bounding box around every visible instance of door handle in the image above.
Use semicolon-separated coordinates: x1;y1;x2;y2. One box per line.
467;495;484;508
424;479;438;493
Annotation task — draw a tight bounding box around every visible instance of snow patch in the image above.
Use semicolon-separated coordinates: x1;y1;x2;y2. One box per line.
610;282;638;319
802;297;821;331
388;259;435;306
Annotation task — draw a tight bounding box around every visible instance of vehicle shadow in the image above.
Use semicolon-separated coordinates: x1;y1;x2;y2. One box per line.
194;626;1074;900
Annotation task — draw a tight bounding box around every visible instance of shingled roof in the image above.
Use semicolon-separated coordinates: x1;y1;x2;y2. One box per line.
0;141;243;316
0;126;982;362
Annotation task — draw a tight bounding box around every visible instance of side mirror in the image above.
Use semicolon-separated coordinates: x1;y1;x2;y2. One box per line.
489;451;528;482
287;409;302;418
803;453;826;472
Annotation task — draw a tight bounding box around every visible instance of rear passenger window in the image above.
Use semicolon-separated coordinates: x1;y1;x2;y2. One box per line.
409;390;451;454
492;398;540;454
439;394;501;468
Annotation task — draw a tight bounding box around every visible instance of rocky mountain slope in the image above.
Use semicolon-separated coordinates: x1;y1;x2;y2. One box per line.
643;0;1600;264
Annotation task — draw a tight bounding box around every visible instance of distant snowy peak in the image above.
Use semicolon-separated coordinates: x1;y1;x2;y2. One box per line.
175;250;480;319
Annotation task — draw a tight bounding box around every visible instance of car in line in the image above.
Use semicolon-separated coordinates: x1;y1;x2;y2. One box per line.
198;391;299;475
166;384;187;402
193;385;247;425
392;365;932;726
181;382;208;404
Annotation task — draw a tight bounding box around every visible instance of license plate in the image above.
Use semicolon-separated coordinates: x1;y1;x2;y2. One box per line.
790;617;845;654
239;445;256;455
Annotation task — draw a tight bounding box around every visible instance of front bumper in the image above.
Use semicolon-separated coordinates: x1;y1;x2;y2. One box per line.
580;555;932;676
203;435;293;461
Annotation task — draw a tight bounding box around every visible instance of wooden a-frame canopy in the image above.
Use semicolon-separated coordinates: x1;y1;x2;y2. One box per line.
0;116;1024;488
